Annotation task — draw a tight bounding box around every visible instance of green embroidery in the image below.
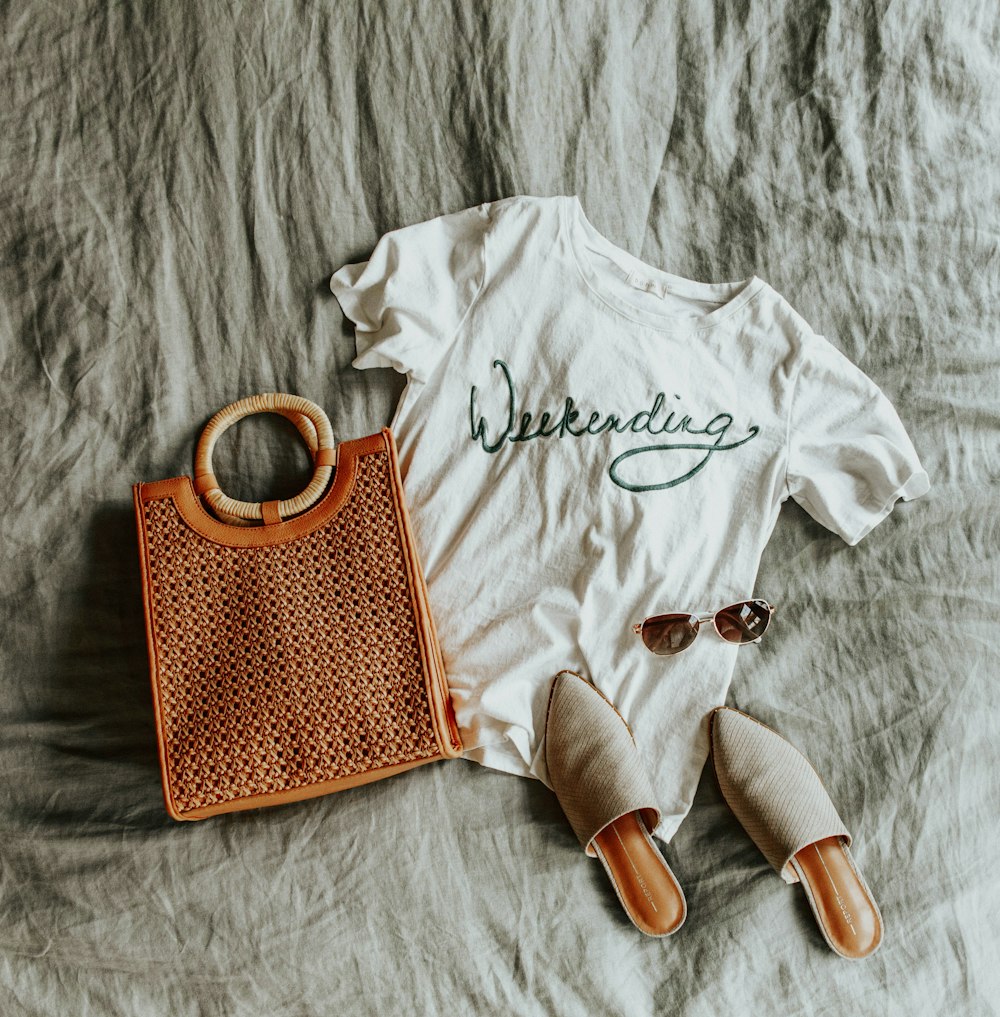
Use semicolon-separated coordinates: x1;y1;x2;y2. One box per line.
469;359;515;453
469;358;760;492
608;429;760;492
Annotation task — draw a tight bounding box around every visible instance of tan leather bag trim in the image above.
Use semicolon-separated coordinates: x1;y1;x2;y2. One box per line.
383;430;464;759
176;756;445;820
137;432;385;547
261;500;282;525
133;484;184;821
192;471;218;496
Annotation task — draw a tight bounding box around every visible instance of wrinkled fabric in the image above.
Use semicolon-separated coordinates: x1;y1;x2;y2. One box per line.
1;3;997;1015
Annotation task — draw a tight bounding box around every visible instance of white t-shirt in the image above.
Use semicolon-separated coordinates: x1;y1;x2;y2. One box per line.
330;195;929;841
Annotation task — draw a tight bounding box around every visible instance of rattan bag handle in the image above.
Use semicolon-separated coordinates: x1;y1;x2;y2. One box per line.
194;393;337;524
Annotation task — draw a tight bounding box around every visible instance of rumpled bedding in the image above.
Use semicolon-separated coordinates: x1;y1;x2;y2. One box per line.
2;3;998;1015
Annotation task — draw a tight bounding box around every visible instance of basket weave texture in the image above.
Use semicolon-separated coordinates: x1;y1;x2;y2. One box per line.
140;447;440;816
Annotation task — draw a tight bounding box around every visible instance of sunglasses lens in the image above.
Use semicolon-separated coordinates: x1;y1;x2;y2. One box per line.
641;615;700;655
715;600;771;644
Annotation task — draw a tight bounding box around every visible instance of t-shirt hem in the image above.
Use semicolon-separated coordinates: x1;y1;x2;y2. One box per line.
328;268;400;373
843;468;931;546
328;266;362;335
463;740;541;783
462;740;690;844
650;811;685;844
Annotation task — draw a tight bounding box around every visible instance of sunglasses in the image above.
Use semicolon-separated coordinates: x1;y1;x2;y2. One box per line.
632;599;775;656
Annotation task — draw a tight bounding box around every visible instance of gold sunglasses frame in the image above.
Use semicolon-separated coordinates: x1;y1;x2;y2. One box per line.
632;600;776;653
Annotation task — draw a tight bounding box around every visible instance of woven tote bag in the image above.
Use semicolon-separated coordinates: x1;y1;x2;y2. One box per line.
133;393;463;821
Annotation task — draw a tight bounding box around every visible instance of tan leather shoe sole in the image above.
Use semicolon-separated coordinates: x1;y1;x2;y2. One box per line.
593;811;687;937
791;836;883;960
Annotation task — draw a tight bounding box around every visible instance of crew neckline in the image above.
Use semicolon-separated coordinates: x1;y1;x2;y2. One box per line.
560;195;765;333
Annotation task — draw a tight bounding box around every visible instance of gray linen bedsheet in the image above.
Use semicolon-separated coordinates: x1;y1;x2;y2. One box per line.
2;2;998;1014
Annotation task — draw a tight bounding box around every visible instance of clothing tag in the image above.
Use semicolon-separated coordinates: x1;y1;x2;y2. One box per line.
625;270;667;299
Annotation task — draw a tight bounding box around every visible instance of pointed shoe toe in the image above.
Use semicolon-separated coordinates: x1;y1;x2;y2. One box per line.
709;706;883;960
544;670;686;937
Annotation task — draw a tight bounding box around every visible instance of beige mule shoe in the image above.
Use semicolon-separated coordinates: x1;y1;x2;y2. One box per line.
544;670;686;937
709;706;883;959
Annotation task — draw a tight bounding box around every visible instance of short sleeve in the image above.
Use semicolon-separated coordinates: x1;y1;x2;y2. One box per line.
785;333;930;545
329;204;491;384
